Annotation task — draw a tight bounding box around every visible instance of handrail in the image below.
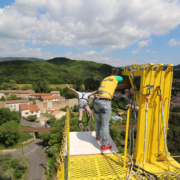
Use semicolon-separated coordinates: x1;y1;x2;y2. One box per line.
56;108;70;180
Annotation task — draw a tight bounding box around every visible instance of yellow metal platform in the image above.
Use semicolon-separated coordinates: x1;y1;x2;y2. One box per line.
69;154;180;180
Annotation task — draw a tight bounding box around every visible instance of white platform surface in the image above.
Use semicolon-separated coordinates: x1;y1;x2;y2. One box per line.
70;131;119;156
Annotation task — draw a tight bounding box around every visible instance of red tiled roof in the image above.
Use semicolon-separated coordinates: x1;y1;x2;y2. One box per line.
29;93;51;96
35;93;51;96
59;96;65;99
51;110;61;116
20;103;29;110
29;104;40;112
170;102;180;107
51;95;59;99
5;99;29;104
0;90;30;94
42;96;52;100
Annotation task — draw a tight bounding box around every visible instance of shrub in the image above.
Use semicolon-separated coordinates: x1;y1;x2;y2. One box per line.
27;115;37;121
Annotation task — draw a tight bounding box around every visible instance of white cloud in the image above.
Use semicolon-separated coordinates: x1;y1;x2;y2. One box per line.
168;39;180;46
131;50;140;54
138;39;151;47
146;49;151;53
0;39;53;59
84;50;98;56
0;0;180;59
64;51;126;66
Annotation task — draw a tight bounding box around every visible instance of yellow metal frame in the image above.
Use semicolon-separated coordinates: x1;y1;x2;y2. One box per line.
122;63;179;170
57;108;70;180
124;108;130;168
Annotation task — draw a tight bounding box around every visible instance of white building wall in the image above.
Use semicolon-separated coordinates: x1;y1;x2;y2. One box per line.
6;102;30;111
21;109;30;118
29;110;41;118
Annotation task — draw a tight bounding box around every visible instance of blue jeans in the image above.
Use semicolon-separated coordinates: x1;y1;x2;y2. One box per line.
94;99;111;146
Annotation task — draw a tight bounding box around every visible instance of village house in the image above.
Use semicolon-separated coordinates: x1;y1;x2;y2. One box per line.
171;97;180;105
126;104;139;110
51;110;66;119
117;112;125;116
19;103;40;118
113;91;121;98
170;102;180;109
5;99;30;111
51;91;60;96
29;91;62;100
40;95;65;102
0;90;32;99
29;93;51;99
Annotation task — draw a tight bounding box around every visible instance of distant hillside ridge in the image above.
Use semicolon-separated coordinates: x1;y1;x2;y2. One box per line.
0;57;113;84
0;57;45;61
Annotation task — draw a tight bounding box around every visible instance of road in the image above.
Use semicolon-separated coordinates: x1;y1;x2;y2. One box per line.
21;119;45;127
11;139;46;180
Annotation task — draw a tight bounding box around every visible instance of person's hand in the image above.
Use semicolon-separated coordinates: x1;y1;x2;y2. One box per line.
66;84;70;89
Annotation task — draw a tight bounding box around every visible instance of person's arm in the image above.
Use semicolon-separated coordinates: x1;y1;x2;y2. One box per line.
90;91;97;95
116;84;128;90
115;76;131;90
66;84;77;93
123;79;131;85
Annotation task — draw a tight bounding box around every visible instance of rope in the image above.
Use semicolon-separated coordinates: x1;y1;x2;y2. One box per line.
154;171;180;179
166;67;173;136
161;153;180;170
102;153;122;180
158;69;163;155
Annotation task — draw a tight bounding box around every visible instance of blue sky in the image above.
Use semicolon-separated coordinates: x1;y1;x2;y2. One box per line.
0;0;180;67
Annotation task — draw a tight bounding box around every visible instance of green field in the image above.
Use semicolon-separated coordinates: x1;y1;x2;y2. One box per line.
17;84;74;89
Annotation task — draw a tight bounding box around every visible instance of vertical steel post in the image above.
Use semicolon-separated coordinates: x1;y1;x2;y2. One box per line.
67;110;70;176
124;108;130;168
143;97;149;168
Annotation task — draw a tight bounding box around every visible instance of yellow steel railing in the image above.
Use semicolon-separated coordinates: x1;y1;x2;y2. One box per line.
56;108;70;180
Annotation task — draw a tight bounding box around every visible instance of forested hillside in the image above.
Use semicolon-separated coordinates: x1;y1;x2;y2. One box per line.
0;57;113;84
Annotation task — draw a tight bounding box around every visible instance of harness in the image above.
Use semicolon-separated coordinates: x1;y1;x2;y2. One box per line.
93;90;112;114
78;92;88;109
95;90;112;99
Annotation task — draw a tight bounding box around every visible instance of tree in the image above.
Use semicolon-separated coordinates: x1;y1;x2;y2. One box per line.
0;121;20;147
0;96;5;101
84;77;100;91
32;80;49;93
2;168;14;180
0;108;20;125
74;79;84;91
17;156;29;169
9;80;19;90
6;94;21;100
1;82;9;90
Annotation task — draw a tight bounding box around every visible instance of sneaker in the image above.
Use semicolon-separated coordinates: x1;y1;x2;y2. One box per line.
90;113;94;122
101;144;112;151
79;122;84;131
96;136;101;141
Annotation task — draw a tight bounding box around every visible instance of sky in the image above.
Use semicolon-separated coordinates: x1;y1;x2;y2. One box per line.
0;0;180;67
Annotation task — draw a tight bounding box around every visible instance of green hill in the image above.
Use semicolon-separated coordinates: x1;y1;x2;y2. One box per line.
0;57;113;84
0;57;45;61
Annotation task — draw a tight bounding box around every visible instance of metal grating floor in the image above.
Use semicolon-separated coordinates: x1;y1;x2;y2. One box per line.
69;153;180;180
